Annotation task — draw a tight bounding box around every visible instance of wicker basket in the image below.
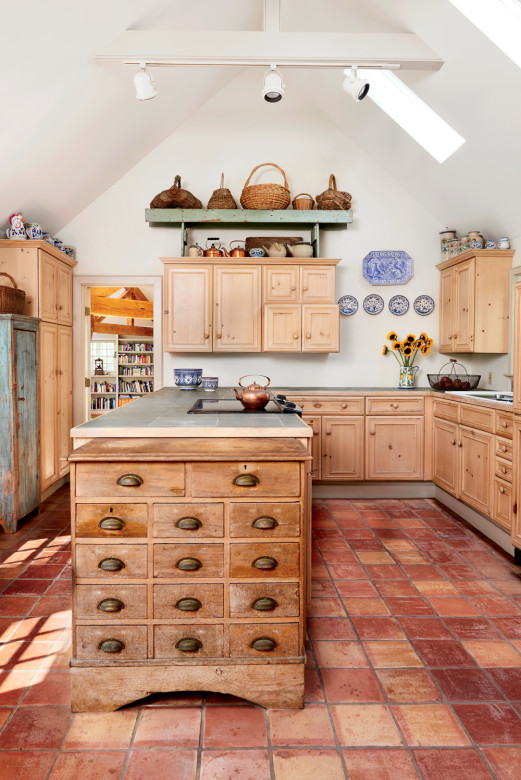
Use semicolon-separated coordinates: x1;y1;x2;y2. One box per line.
207;173;237;209
150;175;202;209
240;163;290;210
315;174;352;211
292;193;314;210
0;272;25;315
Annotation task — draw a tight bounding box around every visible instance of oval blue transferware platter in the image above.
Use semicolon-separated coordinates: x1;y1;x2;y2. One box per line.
363;250;413;285
338;295;358;316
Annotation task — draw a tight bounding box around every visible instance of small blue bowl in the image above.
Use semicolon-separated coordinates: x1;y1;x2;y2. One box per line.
174;368;202;390
202;376;219;391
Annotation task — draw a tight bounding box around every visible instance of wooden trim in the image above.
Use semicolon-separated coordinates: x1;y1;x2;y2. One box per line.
436;249;515;271
160;257;341;266
0;239;78;267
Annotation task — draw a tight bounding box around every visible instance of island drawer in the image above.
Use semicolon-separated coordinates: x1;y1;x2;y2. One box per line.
154;624;224;659
75;503;148;538
496;412;513;438
433;398;460;422
153;543;224;578
229;623;299;658
495;457;513;483
229;502;300;537
496;437;513;461
229;583;300;617
153;503;224;538
460;404;494;433
75;544;147;578
75;462;185;498
153;584;224;618
366;396;424;415
230;542;300;578
291;396;364;414
75;625;147;660
75;585;147;619
191;462;300;497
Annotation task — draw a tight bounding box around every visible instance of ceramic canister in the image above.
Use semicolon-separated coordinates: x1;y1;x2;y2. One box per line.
468;231;484;248
25;223;42;240
498;237;510;249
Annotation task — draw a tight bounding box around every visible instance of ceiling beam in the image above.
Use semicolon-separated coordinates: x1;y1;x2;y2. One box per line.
91;296;153;319
90;287;124;297
95;31;443;71
92;320;153;337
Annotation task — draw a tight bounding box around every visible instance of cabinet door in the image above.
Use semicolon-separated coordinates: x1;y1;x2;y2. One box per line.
514;285;521;413
57;326;72;478
263;304;301;351
439;268;455;353
459;425;492;515
303;415;321;479
14;324;39;518
164;265;212;351
40;322;59;490
39;254;57;323
432;418;459;495
264;266;299;302
494;479;512;531
56;263;73;325
511;420;521;549
214;266;261;351
302;305;340;353
322;416;364;480
366;417;424;480
301;266;335;303
454;258;475;352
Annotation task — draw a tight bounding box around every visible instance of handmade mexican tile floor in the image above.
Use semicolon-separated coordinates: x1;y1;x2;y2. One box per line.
2;489;521;777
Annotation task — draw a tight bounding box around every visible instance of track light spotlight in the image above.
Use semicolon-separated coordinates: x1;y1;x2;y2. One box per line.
134;62;157;101
343;67;370;102
262;65;284;103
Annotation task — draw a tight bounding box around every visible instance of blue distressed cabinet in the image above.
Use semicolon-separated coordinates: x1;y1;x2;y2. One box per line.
0;315;40;532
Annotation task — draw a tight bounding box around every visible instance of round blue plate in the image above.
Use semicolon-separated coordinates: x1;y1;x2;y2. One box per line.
388;295;409;316
338;295;358;316
363;294;384;315
413;294;435;316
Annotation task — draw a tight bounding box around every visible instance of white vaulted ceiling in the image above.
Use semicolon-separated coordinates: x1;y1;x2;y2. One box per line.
2;0;521;237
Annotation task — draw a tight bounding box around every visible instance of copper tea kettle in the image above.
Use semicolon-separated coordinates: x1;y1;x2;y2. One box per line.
228;240;248;258
233;375;271;410
203;238;230;257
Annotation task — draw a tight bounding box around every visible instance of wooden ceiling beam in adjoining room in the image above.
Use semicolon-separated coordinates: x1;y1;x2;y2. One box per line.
91;319;153;337
90;296;153;319
90;287;124;298
123;287;149;301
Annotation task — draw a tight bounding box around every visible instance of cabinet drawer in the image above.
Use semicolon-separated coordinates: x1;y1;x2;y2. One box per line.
294;396;364;415
75;462;185;498
496;437;513;461
496;412;513;438
75;503;148;538
154;624;224;659
366;396;424;415
75;625;147;660
153;584;224;618
153;543;224;578
495;457;513;483
494;479;512;531
460;404;494;433
230;542;300;578
191;462;300;497
75;585;147;619
229;583;300;618
75;544;147;578
153;503;224;538
433;398;460;422
229;623;299;658
229;502;300;538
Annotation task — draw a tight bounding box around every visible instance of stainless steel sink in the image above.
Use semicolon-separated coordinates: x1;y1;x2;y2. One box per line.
446;390;513;403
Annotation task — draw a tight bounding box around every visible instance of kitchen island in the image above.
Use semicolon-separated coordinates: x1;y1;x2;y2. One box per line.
68;388;312;711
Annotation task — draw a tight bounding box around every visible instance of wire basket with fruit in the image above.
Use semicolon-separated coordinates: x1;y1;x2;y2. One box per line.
427;359;480;391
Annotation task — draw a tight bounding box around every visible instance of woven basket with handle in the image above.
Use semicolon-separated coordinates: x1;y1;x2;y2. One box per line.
207;173;237;209
0;272;26;315
240;163;290;210
150;175;202;209
292;193;314;210
315;174;352;211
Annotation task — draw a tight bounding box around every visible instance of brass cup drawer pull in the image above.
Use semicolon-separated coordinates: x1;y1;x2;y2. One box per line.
252;597;278;611
176;557;202;571
251;636;277;652
252;556;278;570
98;517;125;531
98;557;125;572
98;638;125;653
176;516;202;531
116;473;144;487
175;597;202;612
176;637;202;652
98;598;124;613
251;515;278;530
233;474;259;487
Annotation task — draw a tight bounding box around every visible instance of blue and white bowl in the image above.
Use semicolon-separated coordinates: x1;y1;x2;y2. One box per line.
202;376;219;391
174;368;202;390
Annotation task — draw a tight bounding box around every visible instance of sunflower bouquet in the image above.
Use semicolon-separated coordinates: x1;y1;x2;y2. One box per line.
382;332;433;366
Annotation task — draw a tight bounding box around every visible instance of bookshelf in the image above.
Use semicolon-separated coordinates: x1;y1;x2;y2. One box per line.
90;336;154;418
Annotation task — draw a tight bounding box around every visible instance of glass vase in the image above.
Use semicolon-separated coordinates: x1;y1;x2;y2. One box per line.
398;366;418;388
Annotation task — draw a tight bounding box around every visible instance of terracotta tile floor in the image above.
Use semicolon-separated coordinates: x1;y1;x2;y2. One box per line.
2;491;521;777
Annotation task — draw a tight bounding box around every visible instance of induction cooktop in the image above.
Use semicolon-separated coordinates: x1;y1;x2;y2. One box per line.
188;394;302;416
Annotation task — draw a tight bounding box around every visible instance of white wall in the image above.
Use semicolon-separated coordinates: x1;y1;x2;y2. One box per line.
60;70;505;390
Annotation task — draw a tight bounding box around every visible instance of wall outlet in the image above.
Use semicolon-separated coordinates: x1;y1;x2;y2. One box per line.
488;371;493;385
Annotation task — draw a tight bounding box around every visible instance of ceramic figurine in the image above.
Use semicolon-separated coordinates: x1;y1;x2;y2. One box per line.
7;213;26;239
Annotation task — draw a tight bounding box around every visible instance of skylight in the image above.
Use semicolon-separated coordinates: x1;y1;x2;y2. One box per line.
357;69;465;164
448;0;521;69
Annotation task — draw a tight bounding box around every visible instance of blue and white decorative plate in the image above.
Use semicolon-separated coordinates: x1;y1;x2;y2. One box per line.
363;250;413;285
338;295;358;316
413;294;435;316
388;295;409;316
363;294;384;315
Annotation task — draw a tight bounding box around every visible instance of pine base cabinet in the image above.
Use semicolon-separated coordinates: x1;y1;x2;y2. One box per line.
365;417;424;481
40;323;73;492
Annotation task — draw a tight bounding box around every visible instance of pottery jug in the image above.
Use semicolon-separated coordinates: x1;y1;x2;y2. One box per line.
287;242;313;258
262;242;287;258
188;244;203;257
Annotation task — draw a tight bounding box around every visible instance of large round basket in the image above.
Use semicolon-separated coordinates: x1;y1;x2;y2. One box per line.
207;173;237;209
240;163;290;210
0;272;26;315
316;174;351;210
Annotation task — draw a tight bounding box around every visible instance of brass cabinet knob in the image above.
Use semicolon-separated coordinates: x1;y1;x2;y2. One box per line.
252;597;278;611
251;515;278;530
252;556;278;570
204;333;210;339
116;474;143;487
216;333;222;339
175;597;202;612
451;439;456;446
98;598;124;612
341;403;347;409
98;517;125;531
233;473;259;487
314;402;322;408
251;637;277;651
98;557;125;572
501;445;508;452
176;516;202;531
176;557;202;571
499;486;506;494
457;442;463;447
501;422;508;428
176;637;202;652
98;639;125;653
305;333;311;339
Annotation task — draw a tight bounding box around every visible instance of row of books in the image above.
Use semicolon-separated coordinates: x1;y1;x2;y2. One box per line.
119;380;153;393
118;343;153;352
91;397;117;410
119;355;153;365
119;367;153;377
91;381;116;393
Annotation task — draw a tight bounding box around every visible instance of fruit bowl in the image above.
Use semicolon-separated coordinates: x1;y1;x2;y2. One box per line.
427;359;480;391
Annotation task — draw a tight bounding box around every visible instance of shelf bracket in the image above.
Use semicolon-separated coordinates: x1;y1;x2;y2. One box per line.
311;223;319;258
181;222;188;257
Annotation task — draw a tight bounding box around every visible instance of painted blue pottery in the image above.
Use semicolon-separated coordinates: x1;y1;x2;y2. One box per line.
174;368;203;389
202;376;219;391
